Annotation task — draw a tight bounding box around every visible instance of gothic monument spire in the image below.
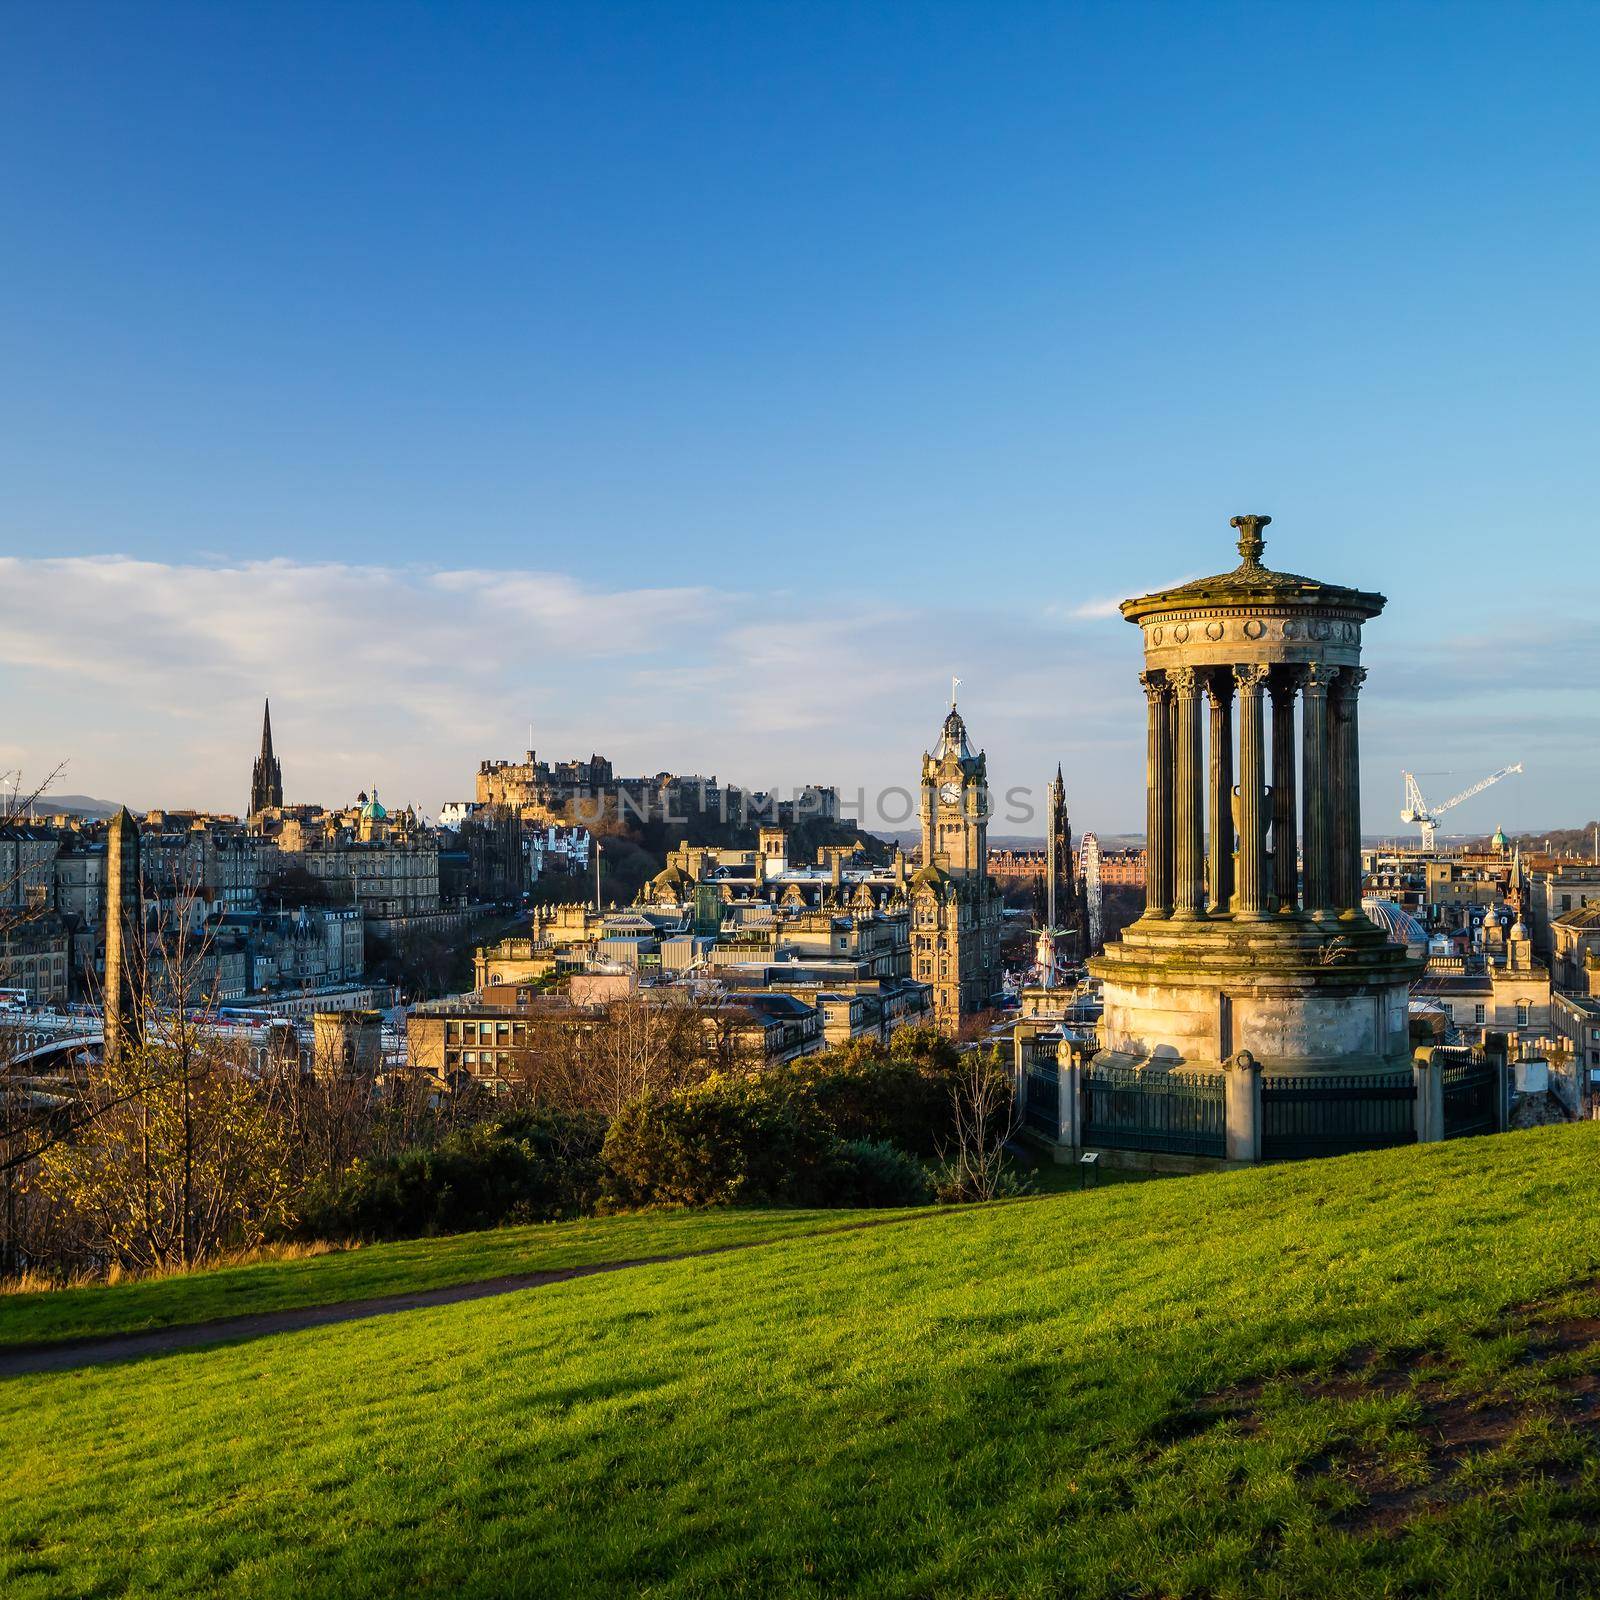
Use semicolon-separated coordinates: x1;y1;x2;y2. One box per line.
250;698;284;816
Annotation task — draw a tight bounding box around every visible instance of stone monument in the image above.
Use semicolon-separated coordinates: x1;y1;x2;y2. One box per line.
1087;515;1422;1081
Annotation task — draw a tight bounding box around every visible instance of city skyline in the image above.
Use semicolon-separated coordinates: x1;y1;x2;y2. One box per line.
3;5;1597;828
0;533;1584;841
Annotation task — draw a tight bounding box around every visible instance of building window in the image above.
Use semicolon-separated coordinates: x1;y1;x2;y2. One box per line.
1475;1004;1485;1024
1517;1002;1530;1027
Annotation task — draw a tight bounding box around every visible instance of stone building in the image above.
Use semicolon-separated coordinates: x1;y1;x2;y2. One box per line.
0;825;58;915
475;749;839;829
1413;913;1552;1046
908;695;1002;1031
641;827;908;916
311;1009;382;1079
407;987;825;1084
1550;904;1600;989
0;915;71;1006
1088;515;1421;1095
273;796;441;924
141;821;266;913
1552;964;1600;1091
52;839;104;933
1091;847;1147;887
1530;863;1600;957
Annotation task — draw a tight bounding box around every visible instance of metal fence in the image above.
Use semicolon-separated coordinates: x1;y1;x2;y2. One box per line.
1023;1059;1060;1140
1082;1065;1226;1158
1442;1059;1499;1138
1260;1072;1416;1160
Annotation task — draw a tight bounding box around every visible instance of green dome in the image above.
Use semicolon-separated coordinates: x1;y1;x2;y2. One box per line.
1491;824;1508;849
359;789;388;821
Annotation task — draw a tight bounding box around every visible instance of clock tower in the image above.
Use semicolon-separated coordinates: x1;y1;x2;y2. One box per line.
911;687;1002;1031
919;687;989;876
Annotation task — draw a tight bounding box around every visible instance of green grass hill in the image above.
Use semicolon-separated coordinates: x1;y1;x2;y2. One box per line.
6;1124;1600;1597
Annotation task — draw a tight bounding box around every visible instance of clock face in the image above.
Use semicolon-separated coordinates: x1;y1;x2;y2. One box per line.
939;782;962;805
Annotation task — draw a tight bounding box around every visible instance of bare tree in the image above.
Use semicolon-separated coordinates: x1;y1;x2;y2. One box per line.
503;988;735;1117
30;883;293;1275
937;1048;1018;1203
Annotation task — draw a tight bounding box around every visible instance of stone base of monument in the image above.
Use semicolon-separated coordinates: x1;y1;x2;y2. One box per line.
1091;908;1422;1079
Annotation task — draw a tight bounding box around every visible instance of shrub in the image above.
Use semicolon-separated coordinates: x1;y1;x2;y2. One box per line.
930;1157;1032;1205
295;1109;605;1241
599;1081;837;1210
599;1081;938;1212
758;1031;973;1158
825;1139;935;1208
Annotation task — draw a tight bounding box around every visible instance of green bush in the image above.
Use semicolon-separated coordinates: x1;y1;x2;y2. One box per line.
599;1081;936;1212
826;1139;935;1207
930;1157;1032;1205
295;1109;605;1241
758;1028;971;1158
599;1081;838;1210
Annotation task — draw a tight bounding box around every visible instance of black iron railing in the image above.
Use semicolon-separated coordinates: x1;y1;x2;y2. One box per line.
1023;1061;1060;1140
1082;1065;1226;1158
1442;1059;1499;1138
1260;1072;1415;1160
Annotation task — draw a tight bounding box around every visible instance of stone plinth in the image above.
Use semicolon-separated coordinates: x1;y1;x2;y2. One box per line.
1092;917;1416;1077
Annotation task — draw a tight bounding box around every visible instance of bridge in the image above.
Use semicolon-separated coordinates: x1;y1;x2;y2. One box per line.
1;1005;406;1074
0;1007;291;1074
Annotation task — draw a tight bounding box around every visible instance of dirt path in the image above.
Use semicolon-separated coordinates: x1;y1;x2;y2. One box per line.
0;1252;726;1379
0;1211;942;1379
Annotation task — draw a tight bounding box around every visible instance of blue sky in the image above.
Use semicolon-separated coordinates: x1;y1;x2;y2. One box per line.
2;2;1596;836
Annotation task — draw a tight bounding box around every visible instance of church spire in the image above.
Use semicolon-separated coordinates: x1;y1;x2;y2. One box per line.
250;697;284;816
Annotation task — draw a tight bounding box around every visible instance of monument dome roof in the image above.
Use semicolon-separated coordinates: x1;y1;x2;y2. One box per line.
1120;515;1387;624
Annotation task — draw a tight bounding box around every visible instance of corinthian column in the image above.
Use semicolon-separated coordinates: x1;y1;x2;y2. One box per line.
1141;671;1172;919
1301;663;1332;916
1270;669;1300;913
1234;664;1270;919
1171;667;1205;919
1331;666;1367;913
1207;669;1234;915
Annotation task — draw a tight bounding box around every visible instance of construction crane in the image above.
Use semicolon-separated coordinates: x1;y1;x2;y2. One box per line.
1400;764;1523;851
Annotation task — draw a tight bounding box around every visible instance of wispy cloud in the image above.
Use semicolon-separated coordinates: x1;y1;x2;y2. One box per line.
1;555;1593;833
1057;594;1126;621
1047;572;1204;622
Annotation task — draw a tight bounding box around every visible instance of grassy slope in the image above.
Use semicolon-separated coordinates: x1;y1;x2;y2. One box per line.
6;1125;1600;1598
0;1208;895;1349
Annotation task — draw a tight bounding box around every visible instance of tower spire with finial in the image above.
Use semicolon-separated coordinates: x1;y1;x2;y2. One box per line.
1230;513;1271;569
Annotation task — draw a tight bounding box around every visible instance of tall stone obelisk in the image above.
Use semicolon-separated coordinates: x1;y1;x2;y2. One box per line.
102;807;142;1067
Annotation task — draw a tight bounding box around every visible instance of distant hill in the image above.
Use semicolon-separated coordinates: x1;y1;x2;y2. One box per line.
1467;823;1599;857
12;793;123;821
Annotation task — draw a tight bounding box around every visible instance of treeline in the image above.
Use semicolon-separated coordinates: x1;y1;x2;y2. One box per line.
3;1004;1018;1284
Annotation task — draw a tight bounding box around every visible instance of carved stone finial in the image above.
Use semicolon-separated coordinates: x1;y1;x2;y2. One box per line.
1230;513;1271;568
